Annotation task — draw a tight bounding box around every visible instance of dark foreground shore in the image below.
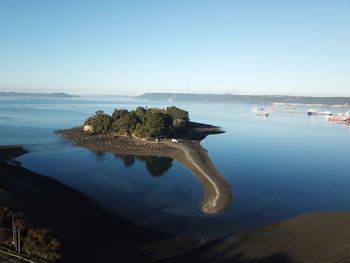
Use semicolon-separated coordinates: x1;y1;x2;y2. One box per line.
162;211;350;263
2;146;350;263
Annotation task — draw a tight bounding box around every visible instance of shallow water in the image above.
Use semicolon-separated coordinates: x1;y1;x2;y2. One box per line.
1;96;350;238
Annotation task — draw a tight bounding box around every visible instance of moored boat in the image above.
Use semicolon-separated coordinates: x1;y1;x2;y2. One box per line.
307;109;332;116
328;116;349;122
307;109;319;115
252;107;264;112
257;113;269;117
328;111;350;122
321;111;333;116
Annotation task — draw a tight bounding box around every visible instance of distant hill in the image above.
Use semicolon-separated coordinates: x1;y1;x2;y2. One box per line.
0;92;78;98
136;93;350;105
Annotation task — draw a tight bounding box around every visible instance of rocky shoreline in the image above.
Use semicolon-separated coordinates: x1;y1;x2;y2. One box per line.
60;126;174;155
59;121;225;156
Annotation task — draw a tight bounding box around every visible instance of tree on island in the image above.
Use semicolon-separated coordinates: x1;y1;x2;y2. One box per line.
84;106;190;138
84;110;111;134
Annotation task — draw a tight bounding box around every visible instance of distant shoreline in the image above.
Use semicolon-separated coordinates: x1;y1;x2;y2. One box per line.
136;93;350;106
0;92;78;98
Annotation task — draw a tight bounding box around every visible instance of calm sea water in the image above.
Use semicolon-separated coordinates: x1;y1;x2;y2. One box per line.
1;96;350;238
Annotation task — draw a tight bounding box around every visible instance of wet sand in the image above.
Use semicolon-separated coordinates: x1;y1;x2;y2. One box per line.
161;211;350;263
60;122;232;214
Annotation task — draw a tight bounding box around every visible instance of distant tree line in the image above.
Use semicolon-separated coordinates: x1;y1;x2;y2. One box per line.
0;189;61;262
136;93;350;105
84;106;190;138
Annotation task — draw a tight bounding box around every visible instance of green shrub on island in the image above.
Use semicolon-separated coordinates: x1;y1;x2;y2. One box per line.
84;110;112;134
84;106;189;138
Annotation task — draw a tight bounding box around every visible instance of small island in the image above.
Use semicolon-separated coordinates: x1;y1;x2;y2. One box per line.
60;106;225;155
60;106;233;214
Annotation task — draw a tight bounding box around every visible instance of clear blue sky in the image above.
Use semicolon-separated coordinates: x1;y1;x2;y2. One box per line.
0;0;349;96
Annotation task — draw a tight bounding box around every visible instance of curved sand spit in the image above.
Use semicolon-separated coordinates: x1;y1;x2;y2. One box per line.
165;141;232;214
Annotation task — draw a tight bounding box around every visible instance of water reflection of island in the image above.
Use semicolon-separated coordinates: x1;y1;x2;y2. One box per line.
115;154;173;177
113;142;233;214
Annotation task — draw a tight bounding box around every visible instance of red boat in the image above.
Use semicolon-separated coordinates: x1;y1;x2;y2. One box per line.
328;116;350;122
328;111;350;122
